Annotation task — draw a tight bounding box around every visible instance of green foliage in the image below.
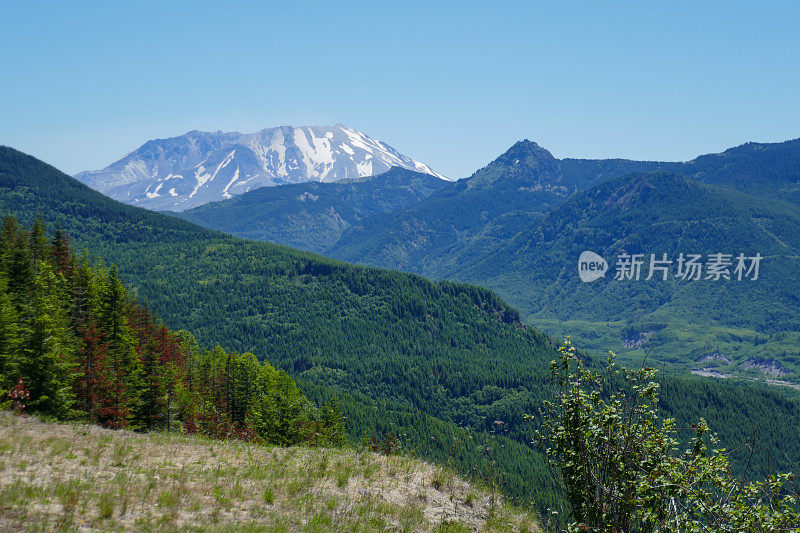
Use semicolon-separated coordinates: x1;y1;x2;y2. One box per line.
155;140;800;384
1;217;75;417
561;137;800;204
534;340;800;531
452;172;800;382
328;141;562;272
0;217;345;446
175;167;448;253
3;146;800;515
320;143;800;384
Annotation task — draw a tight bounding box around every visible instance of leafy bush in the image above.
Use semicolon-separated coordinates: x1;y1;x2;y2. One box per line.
532;340;800;531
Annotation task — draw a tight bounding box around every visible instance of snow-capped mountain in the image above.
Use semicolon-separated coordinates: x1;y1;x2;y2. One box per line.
74;124;448;211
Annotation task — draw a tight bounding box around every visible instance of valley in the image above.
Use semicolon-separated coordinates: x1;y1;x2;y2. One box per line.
3;146;800;520
5;5;799;529
147;137;800;388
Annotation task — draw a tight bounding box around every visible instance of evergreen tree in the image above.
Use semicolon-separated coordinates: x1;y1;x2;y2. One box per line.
247;363;311;445
28;219;49;273
0;276;20;388
0;218;345;451
16;261;76;416
131;304;164;429
94;266;142;427
50;226;72;276
73;319;109;420
317;399;346;446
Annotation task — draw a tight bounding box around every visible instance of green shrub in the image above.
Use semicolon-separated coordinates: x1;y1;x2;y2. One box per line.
532;340;800;531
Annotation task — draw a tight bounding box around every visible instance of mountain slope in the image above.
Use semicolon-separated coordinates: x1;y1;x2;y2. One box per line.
329;140;570;273
174;167;449;253
153;137;800;381
680;138;800;203
3;146;800;508
74;125;447;211
0;145;560;506
330;138;800;276
158;138;800;273
560;137;800;203
456;171;800;379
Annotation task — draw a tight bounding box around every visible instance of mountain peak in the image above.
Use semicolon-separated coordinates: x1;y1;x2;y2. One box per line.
466;139;563;190
493;139;553;164
74;125;448;211
508;138;541;150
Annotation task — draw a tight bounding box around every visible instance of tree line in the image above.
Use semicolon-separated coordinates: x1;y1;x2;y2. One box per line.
0;216;344;446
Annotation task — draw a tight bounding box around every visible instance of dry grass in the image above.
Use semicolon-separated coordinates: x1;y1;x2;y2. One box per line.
0;413;538;532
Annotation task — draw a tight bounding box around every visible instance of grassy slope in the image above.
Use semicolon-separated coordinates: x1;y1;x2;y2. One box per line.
0;414;538;532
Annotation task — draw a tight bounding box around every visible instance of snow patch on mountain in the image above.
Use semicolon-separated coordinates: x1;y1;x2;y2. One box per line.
74;125;448;211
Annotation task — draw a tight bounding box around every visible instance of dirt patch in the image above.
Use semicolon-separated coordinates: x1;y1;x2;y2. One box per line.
741;357;791;377
697;353;732;365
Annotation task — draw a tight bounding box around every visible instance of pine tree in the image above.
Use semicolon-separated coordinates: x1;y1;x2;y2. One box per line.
318;399;347;446
131;304;166;430
16;261;76;417
156;324;184;430
2;220;34;311
0;218;345;448
50;227;73;277
94;266;142;428
247;363;310;445
28;219;49;273
0;275;20;389
73;319;110;420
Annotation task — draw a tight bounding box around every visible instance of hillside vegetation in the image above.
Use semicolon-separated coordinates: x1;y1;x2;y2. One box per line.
0;217;343;445
456;171;800;378
177;139;800;384
175;168;449;253
3;146;800;512
324;146;800;384
0;146;562;507
170;139;800;384
560;137;800;203
0;413;538;532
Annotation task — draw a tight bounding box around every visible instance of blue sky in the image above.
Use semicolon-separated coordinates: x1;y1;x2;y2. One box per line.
1;1;798;178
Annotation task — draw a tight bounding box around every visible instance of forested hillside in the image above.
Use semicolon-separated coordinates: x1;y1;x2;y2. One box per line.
174;167;448;253
0;146;562;507
561;137;800;203
454;172;800;380
328;140;568;273
0;217;344;445
3;146;800;513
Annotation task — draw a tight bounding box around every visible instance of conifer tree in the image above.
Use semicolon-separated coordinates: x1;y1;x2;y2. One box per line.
50;227;72;277
0;217;345;447
17;261;76;417
73;319;109;420
0;276;20;388
94;266;142;427
28;219;49;273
